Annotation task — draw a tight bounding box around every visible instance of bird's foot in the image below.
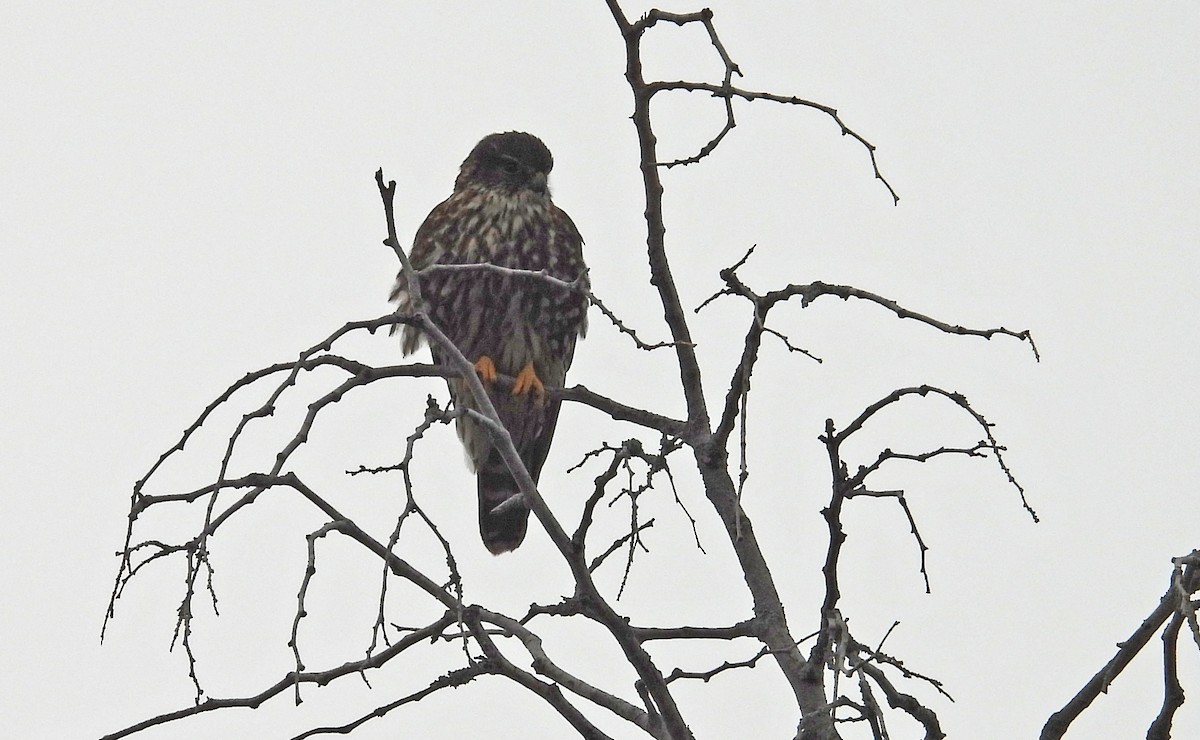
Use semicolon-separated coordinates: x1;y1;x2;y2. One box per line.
511;362;546;405
474;355;498;383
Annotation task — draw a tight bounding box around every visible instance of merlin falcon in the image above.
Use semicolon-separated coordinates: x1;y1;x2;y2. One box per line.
390;132;588;554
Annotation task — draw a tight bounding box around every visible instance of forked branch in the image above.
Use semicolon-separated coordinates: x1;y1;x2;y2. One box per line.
1042;552;1200;740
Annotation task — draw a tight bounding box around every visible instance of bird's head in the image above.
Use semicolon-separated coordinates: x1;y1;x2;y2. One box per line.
455;131;554;196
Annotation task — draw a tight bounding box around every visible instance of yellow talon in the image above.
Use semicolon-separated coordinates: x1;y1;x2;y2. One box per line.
474;356;497;383
511;362;546;405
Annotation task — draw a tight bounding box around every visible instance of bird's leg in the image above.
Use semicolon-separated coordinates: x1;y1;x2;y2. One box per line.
474;355;498;383
511;362;546;406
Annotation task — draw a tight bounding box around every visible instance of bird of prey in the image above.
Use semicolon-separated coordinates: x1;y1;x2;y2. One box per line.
390;132;588;554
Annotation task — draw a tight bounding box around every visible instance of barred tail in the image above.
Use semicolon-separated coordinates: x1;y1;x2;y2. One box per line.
477;448;530;554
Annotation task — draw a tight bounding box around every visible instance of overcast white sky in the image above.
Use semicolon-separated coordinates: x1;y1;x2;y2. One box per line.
3;2;1198;739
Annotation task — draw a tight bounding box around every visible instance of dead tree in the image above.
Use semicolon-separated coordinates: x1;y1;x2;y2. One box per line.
101;4;1196;740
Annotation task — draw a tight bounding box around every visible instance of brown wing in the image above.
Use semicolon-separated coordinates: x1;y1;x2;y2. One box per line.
388;193;461;355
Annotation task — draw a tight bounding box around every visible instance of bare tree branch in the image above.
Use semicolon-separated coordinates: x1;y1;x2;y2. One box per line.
624;8;898;204
858;661;945;740
665;645;773;684
1042;553;1200;740
465;608;623;740
480;609;659;734
632;620;759;642
290;663;488;739
833;385;1037;522
101;612;459;740
375;168;421;307
1146;614;1186;740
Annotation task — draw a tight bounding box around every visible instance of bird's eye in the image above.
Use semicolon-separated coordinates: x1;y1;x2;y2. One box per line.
499;158;521;174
